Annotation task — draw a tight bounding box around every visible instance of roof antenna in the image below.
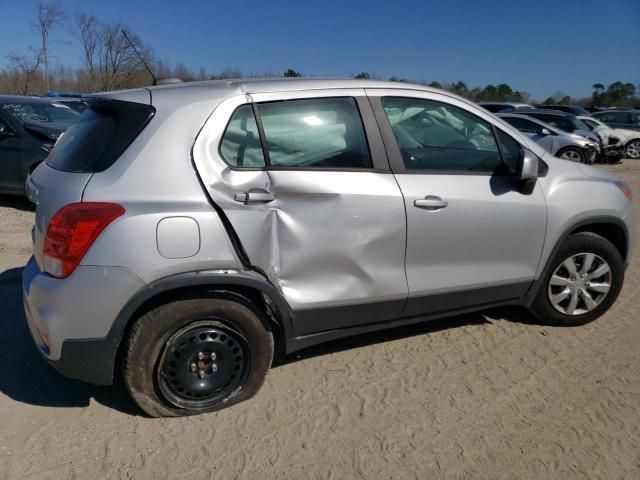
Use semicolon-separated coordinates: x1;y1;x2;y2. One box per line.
121;29;156;85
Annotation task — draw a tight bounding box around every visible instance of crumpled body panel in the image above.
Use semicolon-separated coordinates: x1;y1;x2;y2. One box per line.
258;170;407;309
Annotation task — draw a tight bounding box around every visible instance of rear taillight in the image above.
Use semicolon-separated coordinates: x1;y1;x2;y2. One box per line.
43;202;125;278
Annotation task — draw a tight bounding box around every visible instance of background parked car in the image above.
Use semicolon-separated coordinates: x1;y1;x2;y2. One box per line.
580;115;640;159
0;96;78;195
592;109;640;132
478;102;534;113
497;113;597;163
534;105;591;116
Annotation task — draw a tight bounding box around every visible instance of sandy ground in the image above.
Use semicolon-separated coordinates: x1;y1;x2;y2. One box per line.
0;163;639;480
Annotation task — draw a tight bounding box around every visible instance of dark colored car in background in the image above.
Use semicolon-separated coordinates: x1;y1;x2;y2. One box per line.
535;104;591;116
43;92;88;113
593;110;640;132
0;96;78;195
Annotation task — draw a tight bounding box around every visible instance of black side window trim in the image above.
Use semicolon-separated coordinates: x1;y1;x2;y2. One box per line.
218;96;389;172
492;125;522;176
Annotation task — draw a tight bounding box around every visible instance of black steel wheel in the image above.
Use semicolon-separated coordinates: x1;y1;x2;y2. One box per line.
124;296;274;417
158;320;250;410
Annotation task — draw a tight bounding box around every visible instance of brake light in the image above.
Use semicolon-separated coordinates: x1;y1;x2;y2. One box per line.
43;202;124;278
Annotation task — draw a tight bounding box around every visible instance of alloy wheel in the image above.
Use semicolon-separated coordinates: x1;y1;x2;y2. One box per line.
626;140;640;159
547;252;612;315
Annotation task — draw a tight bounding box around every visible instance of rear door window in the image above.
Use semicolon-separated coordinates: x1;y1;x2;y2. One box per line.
257;98;372;169
46;100;154;173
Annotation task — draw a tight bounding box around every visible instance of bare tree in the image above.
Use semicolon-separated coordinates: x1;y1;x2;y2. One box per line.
99;22;153;90
74;14;154;91
33;2;65;91
74;13;100;90
6;50;42;95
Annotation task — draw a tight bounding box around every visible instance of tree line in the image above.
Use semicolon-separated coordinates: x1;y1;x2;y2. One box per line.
1;3;638;109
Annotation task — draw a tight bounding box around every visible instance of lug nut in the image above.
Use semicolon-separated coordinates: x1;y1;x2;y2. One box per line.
210;352;217;361
211;363;218;373
198;370;205;379
190;363;197;372
197;352;204;360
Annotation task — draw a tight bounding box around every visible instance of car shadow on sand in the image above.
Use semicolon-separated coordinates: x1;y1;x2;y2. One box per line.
0;195;35;212
0;265;540;416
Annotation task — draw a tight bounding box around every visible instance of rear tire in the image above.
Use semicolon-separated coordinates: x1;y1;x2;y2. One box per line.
124;296;273;417
530;232;624;326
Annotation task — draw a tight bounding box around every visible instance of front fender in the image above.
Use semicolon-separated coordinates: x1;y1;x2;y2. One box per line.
536;161;632;277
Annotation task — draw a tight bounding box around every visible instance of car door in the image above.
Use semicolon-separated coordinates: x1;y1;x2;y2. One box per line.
367;89;547;317
193;89;408;336
0;110;22;192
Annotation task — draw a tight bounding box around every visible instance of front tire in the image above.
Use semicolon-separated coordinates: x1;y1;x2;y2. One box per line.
625;139;640;159
531;232;624;326
124;296;273;417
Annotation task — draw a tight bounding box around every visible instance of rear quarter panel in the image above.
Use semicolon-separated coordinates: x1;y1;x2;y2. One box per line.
80;88;242;283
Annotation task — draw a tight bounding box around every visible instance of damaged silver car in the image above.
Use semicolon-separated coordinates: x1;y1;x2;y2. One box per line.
23;79;633;417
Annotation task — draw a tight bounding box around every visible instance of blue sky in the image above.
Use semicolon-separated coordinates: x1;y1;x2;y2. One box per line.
0;0;638;100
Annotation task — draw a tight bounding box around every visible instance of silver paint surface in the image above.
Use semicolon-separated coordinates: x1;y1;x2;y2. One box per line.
157;217;201;259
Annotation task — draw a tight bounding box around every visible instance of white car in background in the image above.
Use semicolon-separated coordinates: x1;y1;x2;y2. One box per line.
579;116;640;159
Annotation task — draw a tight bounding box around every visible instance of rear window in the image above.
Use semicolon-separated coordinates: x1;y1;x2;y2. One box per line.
46;99;154;173
1;101;78;125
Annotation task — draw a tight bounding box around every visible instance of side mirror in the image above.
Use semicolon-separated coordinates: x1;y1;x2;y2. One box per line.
540;128;553;136
518;149;539;194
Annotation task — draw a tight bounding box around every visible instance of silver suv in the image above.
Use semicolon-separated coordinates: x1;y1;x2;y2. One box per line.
23;79;634;417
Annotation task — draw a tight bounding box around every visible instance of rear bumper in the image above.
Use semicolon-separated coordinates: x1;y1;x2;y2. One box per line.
22;256;145;385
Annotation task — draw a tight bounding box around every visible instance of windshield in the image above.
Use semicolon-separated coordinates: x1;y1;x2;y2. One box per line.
0;101;79;125
534;114;589;133
581;119;600;130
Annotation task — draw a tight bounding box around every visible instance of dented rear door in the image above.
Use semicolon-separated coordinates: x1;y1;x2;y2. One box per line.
193;89;408;336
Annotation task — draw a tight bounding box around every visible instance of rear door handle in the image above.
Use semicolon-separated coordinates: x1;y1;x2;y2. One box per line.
234;189;275;204
414;195;448;211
